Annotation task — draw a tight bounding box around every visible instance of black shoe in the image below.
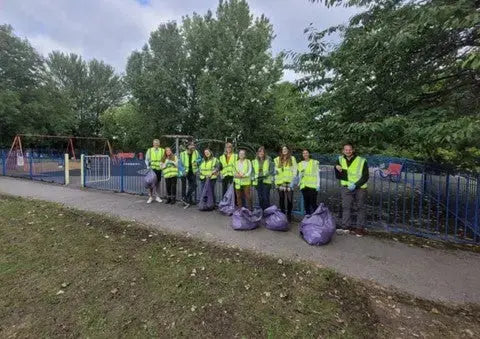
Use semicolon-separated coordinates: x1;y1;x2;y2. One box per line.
166;198;171;204
287;213;292;222
170;199;176;205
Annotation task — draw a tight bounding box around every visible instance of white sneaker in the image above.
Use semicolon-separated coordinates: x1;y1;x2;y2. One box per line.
147;197;153;204
155;196;163;203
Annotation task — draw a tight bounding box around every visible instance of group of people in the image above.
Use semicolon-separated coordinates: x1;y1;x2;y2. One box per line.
145;139;369;236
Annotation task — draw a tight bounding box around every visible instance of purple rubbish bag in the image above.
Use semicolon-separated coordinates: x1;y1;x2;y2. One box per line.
299;203;336;245
232;207;263;230
262;205;289;231
144;169;158;189
218;184;235;216
198;178;215;211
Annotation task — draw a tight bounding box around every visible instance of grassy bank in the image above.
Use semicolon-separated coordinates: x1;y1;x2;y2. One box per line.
0;195;478;338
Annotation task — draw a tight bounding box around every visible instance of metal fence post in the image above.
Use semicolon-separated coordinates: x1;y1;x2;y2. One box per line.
474;176;480;243
64;154;70;185
1;151;5;176
80;154;85;187
29;152;33;180
120;159;125;193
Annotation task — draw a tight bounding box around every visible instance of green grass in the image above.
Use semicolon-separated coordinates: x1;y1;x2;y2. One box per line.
0;195;375;338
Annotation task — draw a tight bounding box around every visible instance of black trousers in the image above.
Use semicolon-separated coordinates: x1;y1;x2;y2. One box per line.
181;172;196;204
165;177;177;201
278;188;293;217
301;187;318;215
222;176;233;196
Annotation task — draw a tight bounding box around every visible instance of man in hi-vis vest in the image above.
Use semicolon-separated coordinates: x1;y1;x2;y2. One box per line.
145;139;165;204
334;143;369;236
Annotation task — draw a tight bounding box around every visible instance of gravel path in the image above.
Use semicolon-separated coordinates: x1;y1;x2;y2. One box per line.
2;176;480;305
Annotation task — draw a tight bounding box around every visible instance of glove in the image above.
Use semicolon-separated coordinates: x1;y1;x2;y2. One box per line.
348;183;356;191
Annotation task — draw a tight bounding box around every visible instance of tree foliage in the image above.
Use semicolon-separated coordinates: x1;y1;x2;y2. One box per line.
0;25;72;146
293;0;480;169
125;0;283;146
47;51;125;136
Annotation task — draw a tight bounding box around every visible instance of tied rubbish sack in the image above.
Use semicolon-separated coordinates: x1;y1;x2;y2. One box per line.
232;208;263;231
144;169;158;189
218;184;235;216
198;178;215;211
262;205;288;231
299;203;336;245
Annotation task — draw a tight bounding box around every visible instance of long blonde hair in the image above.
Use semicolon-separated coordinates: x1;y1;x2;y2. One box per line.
161;147;176;162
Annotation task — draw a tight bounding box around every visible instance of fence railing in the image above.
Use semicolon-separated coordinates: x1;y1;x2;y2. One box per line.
80;155;480;244
1;150;66;185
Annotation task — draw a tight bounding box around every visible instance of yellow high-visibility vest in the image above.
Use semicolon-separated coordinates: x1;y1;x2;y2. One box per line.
274;156;297;185
200;158;218;180
219;154;238;177
163;156;178;178
233;159;252;189
339;156;368;188
252;158;272;186
299;159;319;189
147;147;165;170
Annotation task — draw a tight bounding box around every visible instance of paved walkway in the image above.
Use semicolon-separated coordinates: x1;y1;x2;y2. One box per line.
1;176;480;305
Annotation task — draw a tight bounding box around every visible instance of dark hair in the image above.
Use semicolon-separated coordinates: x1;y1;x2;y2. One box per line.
203;148;213;159
302;149;310;153
256;146;266;160
343;142;354;149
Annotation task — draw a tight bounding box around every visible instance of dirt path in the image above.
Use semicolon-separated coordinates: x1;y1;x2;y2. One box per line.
1;176;480;305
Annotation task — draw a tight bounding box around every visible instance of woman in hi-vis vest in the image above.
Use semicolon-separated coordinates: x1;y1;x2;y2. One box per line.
233;149;253;210
298;149;320;215
252;146;274;210
145;139;165;204
199;148;219;204
274;146;298;222
161;147;179;205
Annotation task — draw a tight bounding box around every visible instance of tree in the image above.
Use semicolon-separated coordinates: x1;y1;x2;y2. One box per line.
47;52;125;136
100;102;147;151
125;0;283;144
0;25;72;146
294;0;480;169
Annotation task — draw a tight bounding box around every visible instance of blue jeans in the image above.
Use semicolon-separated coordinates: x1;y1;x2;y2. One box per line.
256;180;271;210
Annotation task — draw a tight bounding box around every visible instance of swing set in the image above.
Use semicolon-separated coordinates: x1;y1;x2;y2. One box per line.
8;134;114;161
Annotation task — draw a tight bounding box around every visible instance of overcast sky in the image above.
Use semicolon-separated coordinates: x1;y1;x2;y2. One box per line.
0;0;357;81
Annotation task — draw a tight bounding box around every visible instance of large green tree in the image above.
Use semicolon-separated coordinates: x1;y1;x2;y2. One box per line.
294;0;480;169
126;0;283;144
0;25;72;147
47;51;126;136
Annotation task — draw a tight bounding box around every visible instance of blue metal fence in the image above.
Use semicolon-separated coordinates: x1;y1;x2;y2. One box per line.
83;154;480;244
1;150;65;184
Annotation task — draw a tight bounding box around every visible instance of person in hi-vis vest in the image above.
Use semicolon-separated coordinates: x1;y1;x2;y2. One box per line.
298;149;320;215
274;146;298;222
179;142;201;208
334;143;369;237
161;147;179;205
145;139;165;204
252;146;274;210
219;142;238;197
199;148;220;204
233;149;253;210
